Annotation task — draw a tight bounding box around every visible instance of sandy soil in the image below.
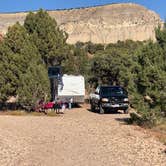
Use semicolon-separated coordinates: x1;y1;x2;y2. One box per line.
0;106;165;166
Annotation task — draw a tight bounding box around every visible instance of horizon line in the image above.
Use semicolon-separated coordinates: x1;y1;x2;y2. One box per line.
0;2;143;14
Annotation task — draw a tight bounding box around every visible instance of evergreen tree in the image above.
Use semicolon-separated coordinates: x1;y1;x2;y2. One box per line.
133;41;166;123
155;23;166;49
90;43;139;91
0;23;50;105
24;9;69;66
62;45;89;75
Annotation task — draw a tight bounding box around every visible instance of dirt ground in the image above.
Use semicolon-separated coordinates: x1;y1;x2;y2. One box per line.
0;106;165;166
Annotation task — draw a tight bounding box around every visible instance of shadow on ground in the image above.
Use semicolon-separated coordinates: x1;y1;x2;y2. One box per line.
115;117;131;125
87;108;123;114
87;108;131;125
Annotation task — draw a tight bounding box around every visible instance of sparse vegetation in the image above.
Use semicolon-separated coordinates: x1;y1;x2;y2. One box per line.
86;35;165;128
0;110;58;116
0;9;165;129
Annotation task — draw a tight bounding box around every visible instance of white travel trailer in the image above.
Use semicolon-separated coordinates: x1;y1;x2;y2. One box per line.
57;74;85;103
48;66;85;103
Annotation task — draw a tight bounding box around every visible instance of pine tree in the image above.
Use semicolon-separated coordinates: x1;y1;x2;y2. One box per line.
24;9;69;66
0;23;50;105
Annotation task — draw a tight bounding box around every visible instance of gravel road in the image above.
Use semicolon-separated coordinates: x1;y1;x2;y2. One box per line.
0;107;165;166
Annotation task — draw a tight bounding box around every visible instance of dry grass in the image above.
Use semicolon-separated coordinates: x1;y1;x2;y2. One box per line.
152;120;166;145
158;136;166;145
150;129;166;145
155;122;166;132
47;111;60;117
0;110;28;116
129;112;166;145
0;110;58;117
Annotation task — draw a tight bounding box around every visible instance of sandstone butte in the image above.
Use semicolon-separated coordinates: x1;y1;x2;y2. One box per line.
0;3;163;44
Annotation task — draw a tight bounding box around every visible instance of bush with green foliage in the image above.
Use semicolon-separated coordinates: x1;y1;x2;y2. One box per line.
0;10;89;107
0;23;50;106
89;37;165;126
0;8;165;125
89;40;143;90
24;9;69;66
132;26;166;124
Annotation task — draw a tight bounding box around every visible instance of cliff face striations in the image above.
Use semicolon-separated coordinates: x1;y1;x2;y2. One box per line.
0;3;163;44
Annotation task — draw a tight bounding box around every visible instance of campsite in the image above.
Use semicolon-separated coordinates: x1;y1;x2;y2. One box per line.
0;1;165;166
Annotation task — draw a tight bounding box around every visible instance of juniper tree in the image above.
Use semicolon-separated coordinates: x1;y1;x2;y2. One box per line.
24;9;69;66
0;23;50;105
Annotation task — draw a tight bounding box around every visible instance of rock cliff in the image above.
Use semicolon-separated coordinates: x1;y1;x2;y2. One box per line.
0;3;163;44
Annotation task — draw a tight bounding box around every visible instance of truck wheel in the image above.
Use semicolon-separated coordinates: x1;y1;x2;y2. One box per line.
91;103;95;112
124;108;129;114
99;105;104;114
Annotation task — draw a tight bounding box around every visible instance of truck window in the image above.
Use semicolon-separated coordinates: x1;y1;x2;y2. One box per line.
100;87;127;96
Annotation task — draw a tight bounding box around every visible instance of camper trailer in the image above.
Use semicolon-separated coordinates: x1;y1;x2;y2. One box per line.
48;66;85;103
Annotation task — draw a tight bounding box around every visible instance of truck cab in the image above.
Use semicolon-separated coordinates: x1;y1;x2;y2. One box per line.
90;85;129;114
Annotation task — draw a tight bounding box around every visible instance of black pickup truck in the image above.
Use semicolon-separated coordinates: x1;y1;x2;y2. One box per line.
90;85;129;114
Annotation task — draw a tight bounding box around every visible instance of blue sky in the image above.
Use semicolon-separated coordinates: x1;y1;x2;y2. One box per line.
0;0;165;20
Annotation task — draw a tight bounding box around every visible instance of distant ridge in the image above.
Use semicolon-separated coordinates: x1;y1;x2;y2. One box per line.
0;3;163;44
0;2;133;14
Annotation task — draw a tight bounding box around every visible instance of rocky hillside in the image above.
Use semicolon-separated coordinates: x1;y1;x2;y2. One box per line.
0;3;163;44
